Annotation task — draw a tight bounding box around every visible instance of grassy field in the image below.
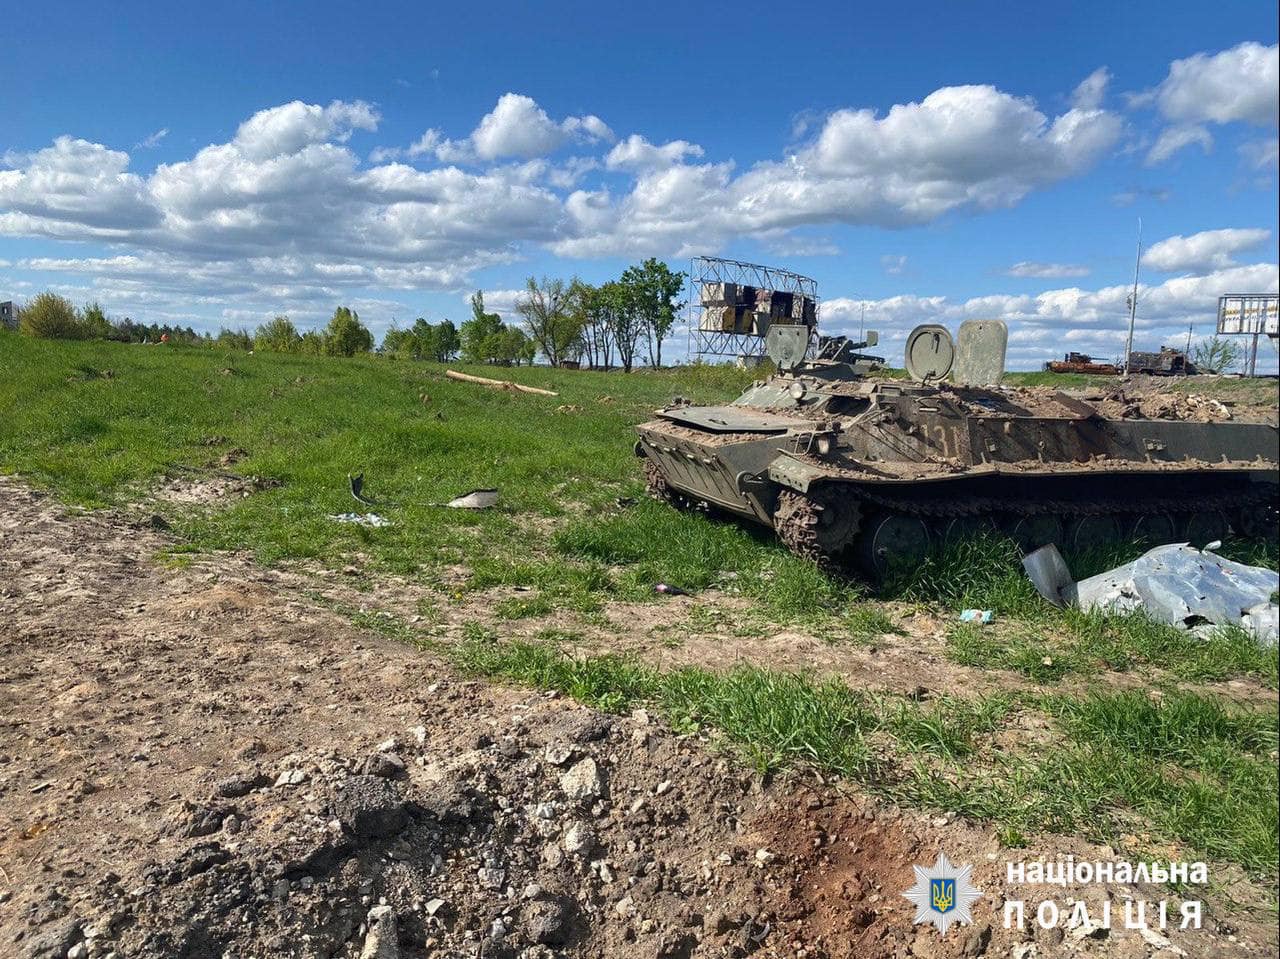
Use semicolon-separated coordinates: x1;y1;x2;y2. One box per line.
3;331;1277;882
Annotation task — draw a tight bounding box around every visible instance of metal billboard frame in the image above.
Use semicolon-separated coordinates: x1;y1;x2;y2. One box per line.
687;256;819;362
1216;293;1278;377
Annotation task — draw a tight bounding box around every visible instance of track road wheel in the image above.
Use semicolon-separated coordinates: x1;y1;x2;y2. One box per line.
1128;512;1177;548
859;510;931;579
1005;514;1064;554
1182;510;1229;548
774;489;861;568
1066;515;1121;554
1235;501;1279;543
941;515;998;546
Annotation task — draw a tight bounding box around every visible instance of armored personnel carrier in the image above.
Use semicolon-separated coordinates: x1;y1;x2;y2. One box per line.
635;320;1279;577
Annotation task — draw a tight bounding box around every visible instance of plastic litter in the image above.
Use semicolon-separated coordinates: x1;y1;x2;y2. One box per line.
654;583;689;596
1023;541;1279;645
958;609;994;624
444;488;499;510
330;513;392;528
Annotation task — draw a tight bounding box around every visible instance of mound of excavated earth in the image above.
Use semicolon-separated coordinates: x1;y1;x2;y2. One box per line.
0;478;1271;958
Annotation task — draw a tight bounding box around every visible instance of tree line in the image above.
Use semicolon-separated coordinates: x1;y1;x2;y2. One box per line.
7;257;686;371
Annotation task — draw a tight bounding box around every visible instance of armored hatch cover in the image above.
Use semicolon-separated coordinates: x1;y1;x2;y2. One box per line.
655;405;808;434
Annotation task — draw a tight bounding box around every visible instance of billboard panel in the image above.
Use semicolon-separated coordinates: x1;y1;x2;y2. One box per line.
1217;294;1279;335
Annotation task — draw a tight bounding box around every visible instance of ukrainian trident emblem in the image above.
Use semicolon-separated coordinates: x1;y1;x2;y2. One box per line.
902;852;980;935
930;877;956;914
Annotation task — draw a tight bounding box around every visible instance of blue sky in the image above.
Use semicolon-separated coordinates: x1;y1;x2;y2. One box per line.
2;0;1277;369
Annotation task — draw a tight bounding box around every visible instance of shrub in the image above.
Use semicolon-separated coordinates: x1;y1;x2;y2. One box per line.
324;307;374;357
19;292;83;339
254;315;302;352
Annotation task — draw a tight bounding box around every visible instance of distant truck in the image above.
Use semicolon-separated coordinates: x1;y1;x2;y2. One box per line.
1044;352;1119;375
1127;347;1197;376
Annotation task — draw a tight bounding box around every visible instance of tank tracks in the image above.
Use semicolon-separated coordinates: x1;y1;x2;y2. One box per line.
774;490;861;569
772;480;1277;577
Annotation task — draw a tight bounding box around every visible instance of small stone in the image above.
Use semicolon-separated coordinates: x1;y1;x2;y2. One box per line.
559;758;604;802
562;821;596;856
754;848;775;865
67;946;89;959
332;776;409;838
274;769;308;787
1138;927;1176;951
375;737;398;753
655;780;672;795
544;744;573;766
359;906;398;959
215;772;269;798
963;922;992;956
521;898;569;945
614;896;637;918
425;898;446;917
359;752;406;780
477;867;506;890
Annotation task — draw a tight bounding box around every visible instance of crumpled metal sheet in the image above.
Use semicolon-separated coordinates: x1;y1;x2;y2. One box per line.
1072;543;1279;645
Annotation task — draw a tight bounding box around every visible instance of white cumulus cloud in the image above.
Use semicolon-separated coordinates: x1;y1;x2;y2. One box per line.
1151;41;1279;127
1145;124;1213;165
401;94;615;165
1141;227;1272;274
557;78;1122;256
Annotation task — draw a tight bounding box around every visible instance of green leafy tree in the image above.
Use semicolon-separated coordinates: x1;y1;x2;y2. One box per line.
80;301;114;339
324;306;374;357
381;324;413;356
515;275;581;367
215;328;253;350
571;280;618;370
298;330;326;355
254;315;302;352
19;292;83;339
418;318;460;361
461;292;505;364
620;258;685;368
598;280;644;372
1192;336;1242;374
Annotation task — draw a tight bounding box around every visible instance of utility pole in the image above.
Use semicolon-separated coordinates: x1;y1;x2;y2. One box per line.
1184;322;1193;376
1123;218;1142;376
859;303;866;343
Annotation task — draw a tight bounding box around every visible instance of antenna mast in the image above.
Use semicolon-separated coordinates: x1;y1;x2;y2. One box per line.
1123;218;1142;375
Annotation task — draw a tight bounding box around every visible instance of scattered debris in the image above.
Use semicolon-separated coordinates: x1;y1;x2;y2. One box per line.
958;609;994;624
349;472;376;505
1024;542;1279;643
1022;543;1076;607
445;369;559;397
653;583;689;596
440;488;499;510
330;513;392;527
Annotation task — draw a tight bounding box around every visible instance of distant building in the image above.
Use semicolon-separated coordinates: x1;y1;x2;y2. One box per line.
0;301;16;330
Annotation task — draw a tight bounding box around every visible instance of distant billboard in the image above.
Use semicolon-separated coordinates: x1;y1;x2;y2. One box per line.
1217;293;1279;336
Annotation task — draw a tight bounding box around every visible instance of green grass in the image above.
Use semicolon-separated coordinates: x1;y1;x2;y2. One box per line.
5;333;1279;876
451;631;1280;875
0;336;865;624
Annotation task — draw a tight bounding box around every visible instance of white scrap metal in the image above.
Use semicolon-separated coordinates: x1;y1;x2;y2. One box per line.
1023;542;1279;645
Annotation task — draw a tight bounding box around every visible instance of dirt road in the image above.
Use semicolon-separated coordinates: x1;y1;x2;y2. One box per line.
0;478;1269;958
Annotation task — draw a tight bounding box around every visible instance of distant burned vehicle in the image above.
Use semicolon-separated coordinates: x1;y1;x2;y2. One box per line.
1128;347;1196;376
1044;352;1119;375
636;321;1278;577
